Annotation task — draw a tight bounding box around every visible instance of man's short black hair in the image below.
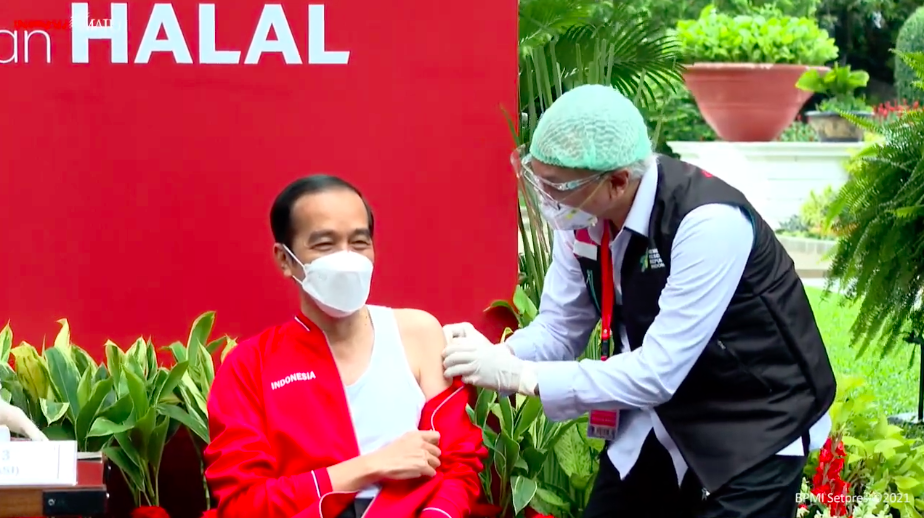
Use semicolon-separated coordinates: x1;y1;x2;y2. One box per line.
270;174;375;248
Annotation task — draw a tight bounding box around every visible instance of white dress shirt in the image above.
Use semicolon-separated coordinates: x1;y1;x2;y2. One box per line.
505;160;832;486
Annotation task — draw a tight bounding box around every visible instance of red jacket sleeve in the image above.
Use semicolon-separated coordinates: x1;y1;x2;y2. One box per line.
421;383;488;518
203;339;332;518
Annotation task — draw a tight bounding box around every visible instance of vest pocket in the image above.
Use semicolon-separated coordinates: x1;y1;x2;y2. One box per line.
716;340;773;394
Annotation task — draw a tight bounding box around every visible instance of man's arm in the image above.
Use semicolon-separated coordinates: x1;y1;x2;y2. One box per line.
395;308;454;399
505;230;600;361
396;309;488;518
532;204;754;422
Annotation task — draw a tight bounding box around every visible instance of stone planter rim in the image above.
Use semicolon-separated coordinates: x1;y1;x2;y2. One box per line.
687;62;830;72
804;110;874;117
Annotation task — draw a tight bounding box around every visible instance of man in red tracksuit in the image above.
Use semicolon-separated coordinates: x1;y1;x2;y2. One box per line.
203;174;487;518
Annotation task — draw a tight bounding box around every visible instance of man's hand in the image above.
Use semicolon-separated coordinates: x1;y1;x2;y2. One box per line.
442;337;538;396
368;431;442;480
0;399;47;441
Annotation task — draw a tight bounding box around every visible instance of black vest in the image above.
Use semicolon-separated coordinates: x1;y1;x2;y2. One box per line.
575;156;836;492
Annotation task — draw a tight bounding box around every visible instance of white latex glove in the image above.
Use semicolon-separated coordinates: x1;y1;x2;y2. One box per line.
442;322;515;354
442;337;538;396
0;399;48;441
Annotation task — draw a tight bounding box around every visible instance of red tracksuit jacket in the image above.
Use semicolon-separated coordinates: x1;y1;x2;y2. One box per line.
203;316;487;518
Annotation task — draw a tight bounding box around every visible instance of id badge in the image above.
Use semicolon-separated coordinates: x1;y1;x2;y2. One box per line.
587;410;619;440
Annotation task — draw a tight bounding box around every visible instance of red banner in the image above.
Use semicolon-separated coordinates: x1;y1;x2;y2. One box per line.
0;0;518;355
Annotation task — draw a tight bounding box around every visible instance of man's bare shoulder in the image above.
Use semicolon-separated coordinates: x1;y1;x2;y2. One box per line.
391;308;450;397
392;308;444;345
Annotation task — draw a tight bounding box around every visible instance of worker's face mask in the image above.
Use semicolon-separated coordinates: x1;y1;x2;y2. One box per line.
513;148;607;231
284;247;373;318
537;198;598;230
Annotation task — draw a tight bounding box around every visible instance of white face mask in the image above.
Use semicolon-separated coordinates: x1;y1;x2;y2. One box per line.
284;247;373;318
538;197;597;231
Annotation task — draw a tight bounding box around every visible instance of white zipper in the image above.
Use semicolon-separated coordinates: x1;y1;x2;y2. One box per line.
429;385;464;430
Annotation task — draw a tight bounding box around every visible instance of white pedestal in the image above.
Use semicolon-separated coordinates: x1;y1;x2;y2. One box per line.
667;142;865;228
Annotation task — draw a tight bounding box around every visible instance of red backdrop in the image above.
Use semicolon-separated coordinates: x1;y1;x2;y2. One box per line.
0;0;518;356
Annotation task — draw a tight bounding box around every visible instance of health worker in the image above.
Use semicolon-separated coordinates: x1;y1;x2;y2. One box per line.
442;84;836;518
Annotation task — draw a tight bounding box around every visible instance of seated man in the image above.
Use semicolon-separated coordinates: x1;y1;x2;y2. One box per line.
203;175;486;518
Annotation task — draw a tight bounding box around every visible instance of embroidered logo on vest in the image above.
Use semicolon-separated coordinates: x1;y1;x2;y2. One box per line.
640;248;664;271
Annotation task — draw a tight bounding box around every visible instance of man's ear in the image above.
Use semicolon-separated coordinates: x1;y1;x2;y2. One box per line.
273;244;294;278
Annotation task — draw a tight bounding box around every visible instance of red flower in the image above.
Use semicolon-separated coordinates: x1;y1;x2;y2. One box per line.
813;484;831;498
835;441;845;457
524;508;555;518
819;447;834;462
813;471;825;486
131;507;170;518
827;458;845;477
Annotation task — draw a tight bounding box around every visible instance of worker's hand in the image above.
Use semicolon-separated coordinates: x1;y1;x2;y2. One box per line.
370;430;441;480
442;322;491;346
442;322;515;355
443;338;538;396
0;399;48;441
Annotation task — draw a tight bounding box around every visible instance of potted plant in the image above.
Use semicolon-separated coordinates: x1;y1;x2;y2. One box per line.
795;64;873;142
673;4;839;141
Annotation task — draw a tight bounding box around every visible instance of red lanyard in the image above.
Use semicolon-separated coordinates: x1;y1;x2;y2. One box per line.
600;224;614;361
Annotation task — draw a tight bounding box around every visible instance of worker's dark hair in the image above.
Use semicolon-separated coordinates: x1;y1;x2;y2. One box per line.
270;174;375;248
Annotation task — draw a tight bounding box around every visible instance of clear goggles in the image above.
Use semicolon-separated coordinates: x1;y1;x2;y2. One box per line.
511;145;612;199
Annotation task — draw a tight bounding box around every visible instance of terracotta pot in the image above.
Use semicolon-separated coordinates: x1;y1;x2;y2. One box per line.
683;63;829;142
804;111;873;142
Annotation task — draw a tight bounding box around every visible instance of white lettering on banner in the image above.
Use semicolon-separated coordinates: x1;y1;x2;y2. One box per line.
0;29;52;64
68;3;350;65
270;371;317;390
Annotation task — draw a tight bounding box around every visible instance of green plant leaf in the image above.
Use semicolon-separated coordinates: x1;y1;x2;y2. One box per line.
187;312;216;378
514;396;544;438
156;404;208;443
474;388;496;428
99;394;134;425
154;361;188;404
43;423;75;441
76;366;94;408
553;424;594;489
511;475;539;513
87;417;135;438
103;445;144;502
75;378;114;447
894;476;922;492
124;370;150;419
40;398;69;425
165;341;187;363
0;323;12;364
147;415;171;478
105;342;126;394
44;346;82;421
499;396;515;436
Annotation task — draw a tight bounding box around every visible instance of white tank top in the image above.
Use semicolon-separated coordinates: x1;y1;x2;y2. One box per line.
345;305;426;499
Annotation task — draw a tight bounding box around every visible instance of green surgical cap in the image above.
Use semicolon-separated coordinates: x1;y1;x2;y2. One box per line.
529;84;651;172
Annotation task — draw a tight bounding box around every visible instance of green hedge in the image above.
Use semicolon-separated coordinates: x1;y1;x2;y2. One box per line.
895;7;924;104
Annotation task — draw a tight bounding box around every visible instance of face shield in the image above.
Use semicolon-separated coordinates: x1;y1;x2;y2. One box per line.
511;145;609;231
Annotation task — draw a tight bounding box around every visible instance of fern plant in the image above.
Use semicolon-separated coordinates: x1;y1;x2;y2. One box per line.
823;51;924;363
